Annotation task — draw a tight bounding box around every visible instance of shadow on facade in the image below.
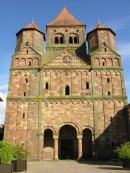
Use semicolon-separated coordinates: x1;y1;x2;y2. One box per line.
75;42;90;64
93;106;129;160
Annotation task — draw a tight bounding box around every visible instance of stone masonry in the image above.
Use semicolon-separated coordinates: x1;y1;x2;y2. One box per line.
4;7;128;160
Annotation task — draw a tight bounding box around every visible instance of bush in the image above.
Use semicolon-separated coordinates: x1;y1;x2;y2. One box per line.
115;142;130;160
0;141;14;164
13;144;29;160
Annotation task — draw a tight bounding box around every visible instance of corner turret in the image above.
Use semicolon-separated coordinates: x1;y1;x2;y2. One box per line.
15;21;45;55
87;23;116;53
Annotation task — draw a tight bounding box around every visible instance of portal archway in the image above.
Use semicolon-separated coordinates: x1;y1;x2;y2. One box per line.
59;125;78;160
82;128;92;159
43;129;54;160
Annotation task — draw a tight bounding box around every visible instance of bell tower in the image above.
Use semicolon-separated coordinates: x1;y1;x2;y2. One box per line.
46;7;86;62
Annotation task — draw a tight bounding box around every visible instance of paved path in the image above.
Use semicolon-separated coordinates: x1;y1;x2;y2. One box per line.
20;160;129;173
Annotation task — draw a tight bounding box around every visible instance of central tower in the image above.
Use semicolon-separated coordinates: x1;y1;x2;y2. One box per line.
46;7;86;62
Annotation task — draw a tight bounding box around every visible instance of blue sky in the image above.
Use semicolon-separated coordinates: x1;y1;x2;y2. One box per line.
0;0;130;124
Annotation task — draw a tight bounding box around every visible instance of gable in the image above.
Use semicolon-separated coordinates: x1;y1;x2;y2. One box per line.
91;45;121;67
90;44;120;58
44;51;88;68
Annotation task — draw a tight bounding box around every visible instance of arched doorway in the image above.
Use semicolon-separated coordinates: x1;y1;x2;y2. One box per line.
59;125;78;160
82;128;92;159
44;129;54;147
43;129;54;160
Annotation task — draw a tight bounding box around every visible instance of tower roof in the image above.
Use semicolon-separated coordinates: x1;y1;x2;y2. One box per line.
47;7;85;26
16;22;45;38
93;23;106;30
24;22;43;32
87;22;116;36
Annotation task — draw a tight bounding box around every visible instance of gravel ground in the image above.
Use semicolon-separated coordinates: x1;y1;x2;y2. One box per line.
18;160;130;173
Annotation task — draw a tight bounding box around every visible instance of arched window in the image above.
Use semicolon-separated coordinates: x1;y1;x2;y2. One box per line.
65;85;70;95
74;36;78;43
69;34;79;44
107;78;110;83
104;48;107;52
69;36;73;44
108;91;111;96
29;61;32;66
44;129;54;148
20;58;26;66
13;58;19;66
54;34;64;44
23;92;26;96
60;36;64;44
26;78;28;83
23;113;25;118
86;82;89;89
45;82;49;89
102;62;105;66
55;37;58;44
94;58;100;66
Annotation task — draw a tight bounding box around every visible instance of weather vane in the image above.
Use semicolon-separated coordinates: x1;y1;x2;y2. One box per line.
32;18;34;23
98;18;100;24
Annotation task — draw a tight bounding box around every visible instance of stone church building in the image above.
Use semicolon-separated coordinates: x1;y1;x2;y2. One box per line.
4;7;129;160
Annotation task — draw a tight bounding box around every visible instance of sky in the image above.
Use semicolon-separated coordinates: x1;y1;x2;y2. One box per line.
0;0;130;124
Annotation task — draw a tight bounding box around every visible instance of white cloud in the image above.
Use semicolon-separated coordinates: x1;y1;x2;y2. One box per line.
105;16;130;31
0;92;7;124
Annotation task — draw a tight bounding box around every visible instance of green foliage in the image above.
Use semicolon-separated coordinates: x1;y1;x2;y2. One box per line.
0;141;14;164
115;142;130;160
13;144;29;160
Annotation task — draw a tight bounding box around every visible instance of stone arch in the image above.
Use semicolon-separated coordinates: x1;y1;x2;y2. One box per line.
100;58;106;66
27;58;33;66
82;125;94;133
94;57;100;66
82;126;93;159
113;58;120;66
43;128;54;160
19;58;26;66
54;33;65;44
59;122;79;133
43;126;56;133
33;58;39;66
69;33;79;44
107;58;113;66
13;58;19;66
59;123;78;159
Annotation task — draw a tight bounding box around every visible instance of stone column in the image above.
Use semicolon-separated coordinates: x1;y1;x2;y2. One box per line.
53;134;59;160
77;133;83;160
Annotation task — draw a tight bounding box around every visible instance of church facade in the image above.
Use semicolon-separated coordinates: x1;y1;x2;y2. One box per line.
4;7;129;160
